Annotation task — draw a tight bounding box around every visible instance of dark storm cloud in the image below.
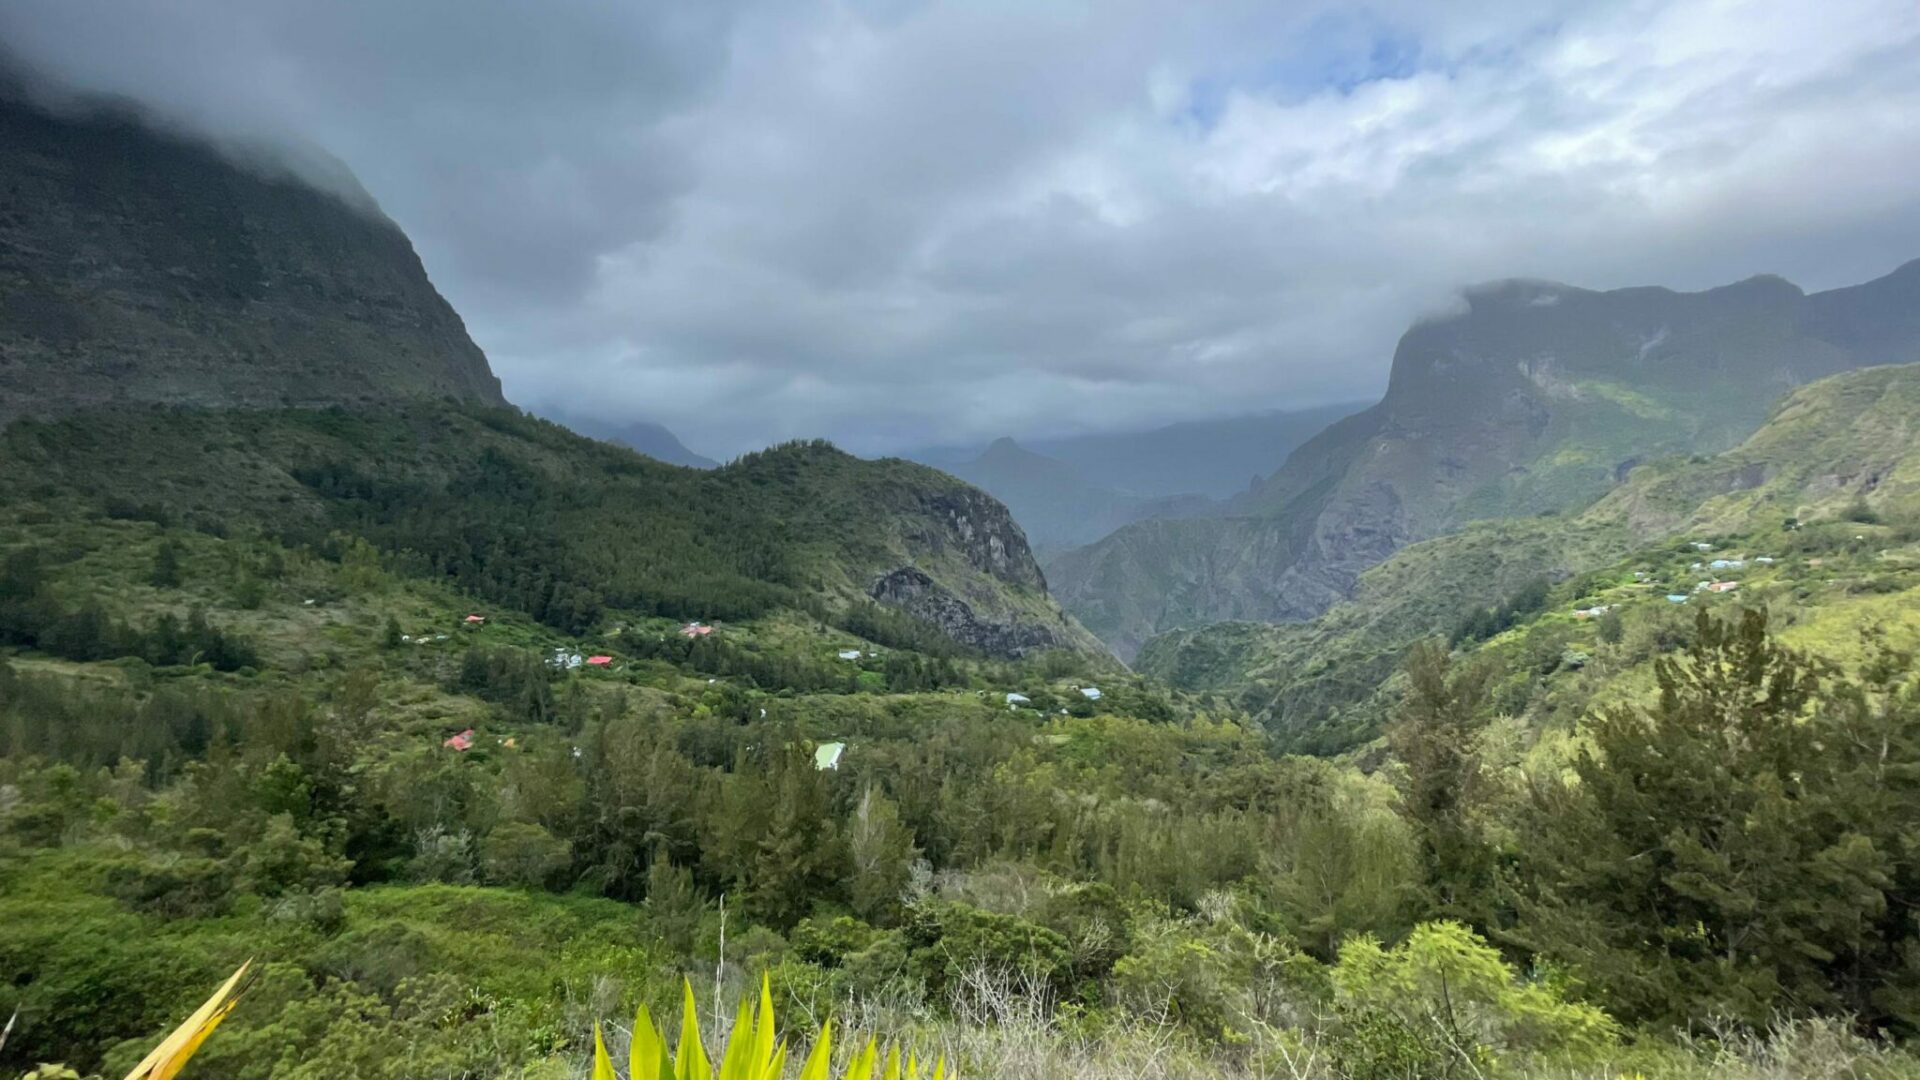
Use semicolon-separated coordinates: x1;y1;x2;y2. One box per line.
5;0;1920;457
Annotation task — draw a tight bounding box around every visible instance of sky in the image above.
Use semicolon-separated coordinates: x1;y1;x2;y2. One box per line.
4;0;1920;458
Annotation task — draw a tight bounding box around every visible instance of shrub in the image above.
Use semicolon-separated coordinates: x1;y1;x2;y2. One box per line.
1329;921;1619;1074
479;821;571;889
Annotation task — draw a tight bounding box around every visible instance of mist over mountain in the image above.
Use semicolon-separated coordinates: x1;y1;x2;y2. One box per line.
1051;260;1920;658
915;437;1216;556
0;85;504;424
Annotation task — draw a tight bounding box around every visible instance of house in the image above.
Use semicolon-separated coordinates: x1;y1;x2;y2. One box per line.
1692;542;1714;551
1709;559;1746;571
1572;605;1613;619
814;742;846;771
586;655;613;666
1755;556;1775;564
1707;580;1740;593
550;649;583;670
1079;687;1102;701
1006;693;1031;706
443;728;475;751
464;614;486;625
838;649;862;661
1666;594;1690;603
680;622;713;638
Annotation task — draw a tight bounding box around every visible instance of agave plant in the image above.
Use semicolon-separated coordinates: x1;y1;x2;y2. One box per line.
594;975;946;1080
122;959;253;1080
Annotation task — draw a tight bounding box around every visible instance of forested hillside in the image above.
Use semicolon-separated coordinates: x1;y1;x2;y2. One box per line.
0;405;1101;661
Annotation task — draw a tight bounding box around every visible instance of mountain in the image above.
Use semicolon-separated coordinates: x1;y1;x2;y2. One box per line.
1021;402;1370;499
0;84;1101;660
910;402;1366;500
0;88;504;424
538;411;719;468
1140;360;1920;750
1053;262;1920;658
0;407;1105;658
929;437;1215;556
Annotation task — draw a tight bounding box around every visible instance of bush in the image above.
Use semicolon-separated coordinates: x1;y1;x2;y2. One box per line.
479;821;571;888
903;901;1073;1000
1329;921;1619;1073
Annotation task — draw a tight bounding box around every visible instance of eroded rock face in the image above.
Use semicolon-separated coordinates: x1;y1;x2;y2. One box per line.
0;90;505;427
870;566;1063;657
902;487;1048;590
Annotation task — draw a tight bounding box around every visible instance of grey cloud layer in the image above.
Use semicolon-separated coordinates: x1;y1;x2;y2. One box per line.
5;0;1919;457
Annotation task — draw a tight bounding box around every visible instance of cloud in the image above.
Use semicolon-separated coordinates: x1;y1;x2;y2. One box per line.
4;0;1919;457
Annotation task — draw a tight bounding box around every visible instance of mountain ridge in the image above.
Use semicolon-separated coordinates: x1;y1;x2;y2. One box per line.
1052;260;1920;658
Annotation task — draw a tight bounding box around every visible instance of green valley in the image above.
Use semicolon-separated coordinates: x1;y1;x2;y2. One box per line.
7;39;1920;1080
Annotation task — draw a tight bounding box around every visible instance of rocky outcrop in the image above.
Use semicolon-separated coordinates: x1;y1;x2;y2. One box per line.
870;566;1066;656
0;88;504;427
899;485;1050;590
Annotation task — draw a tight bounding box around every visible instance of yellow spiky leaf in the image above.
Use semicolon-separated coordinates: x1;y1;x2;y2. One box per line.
122;960;251;1080
797;1021;834;1080
675;979;711;1080
632;1004;671;1080
717;993;755;1080
592;1023;618;1080
843;1037;878;1080
931;1056;945;1080
752;974;777;1073
882;1044;901;1080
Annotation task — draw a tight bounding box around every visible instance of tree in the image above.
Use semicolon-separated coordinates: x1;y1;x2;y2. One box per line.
480;821;572;888
150;539;184;588
1516;609;1920;1030
1389;640;1494;921
743;748;845;929
847;785;919;924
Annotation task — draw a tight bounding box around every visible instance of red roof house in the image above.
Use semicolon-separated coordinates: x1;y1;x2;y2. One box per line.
464;614;486;625
586;655;614;666
443;728;475;751
680;622;713;637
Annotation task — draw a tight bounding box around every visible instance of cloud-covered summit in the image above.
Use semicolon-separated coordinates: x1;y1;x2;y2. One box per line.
5;0;1918;457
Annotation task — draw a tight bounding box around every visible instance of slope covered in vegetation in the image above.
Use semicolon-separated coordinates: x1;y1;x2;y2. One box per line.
1142;362;1920;753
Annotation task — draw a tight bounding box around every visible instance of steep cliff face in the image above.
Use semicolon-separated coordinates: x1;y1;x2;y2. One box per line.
840;455;1107;657
1053;262;1920;657
0;89;504;426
